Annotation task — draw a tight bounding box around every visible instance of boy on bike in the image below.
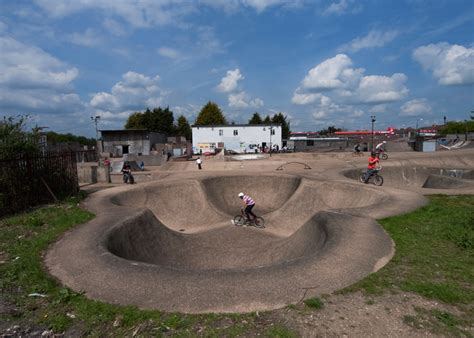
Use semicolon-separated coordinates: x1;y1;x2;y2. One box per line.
364;152;380;183
353;143;361;154
375;141;386;157
238;192;257;224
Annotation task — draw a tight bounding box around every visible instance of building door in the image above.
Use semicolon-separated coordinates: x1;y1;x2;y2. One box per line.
122;145;129;154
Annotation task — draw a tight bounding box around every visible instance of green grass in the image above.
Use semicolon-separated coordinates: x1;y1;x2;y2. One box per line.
1;194;473;336
342;195;474;336
303;297;324;309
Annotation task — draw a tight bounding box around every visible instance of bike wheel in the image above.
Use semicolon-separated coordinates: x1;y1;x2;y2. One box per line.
129;175;135;184
381;153;388;160
359;173;366;183
233;215;246;226
373;174;384;186
253;216;265;228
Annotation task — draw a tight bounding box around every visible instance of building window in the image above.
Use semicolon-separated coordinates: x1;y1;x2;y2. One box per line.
219;129;223;136
307;140;314;146
233;130;238;136
271;129;275;135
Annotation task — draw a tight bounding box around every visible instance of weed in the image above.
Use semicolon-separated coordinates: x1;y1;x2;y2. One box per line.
304;297;324;309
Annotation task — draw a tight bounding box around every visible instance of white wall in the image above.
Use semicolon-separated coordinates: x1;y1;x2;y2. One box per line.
192;125;282;153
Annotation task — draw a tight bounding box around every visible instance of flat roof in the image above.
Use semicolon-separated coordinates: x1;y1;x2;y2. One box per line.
192;124;281;128
100;129;149;132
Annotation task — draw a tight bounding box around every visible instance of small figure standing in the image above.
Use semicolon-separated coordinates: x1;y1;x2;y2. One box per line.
196;157;202;170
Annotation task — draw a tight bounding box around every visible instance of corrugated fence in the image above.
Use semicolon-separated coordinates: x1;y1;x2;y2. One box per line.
0;151;87;217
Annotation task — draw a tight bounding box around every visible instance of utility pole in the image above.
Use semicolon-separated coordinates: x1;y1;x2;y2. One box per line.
269;125;273;157
370;115;376;151
91;115;101;152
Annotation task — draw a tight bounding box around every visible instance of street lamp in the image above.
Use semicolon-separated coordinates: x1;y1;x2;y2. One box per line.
90;115;101;142
370;115;376;151
416;118;423;136
269;125;274;157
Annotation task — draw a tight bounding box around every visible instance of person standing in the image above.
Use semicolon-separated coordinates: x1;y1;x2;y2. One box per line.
196;157;202;170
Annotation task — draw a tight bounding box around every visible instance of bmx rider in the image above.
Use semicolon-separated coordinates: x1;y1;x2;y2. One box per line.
238;192;257;223
364;151;380;183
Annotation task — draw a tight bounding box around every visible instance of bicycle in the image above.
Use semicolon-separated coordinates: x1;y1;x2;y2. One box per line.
352;150;363;157
376;150;388;160
359;166;384;186
233;209;265;228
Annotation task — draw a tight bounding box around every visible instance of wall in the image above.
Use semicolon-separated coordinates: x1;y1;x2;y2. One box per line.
192;125;282;153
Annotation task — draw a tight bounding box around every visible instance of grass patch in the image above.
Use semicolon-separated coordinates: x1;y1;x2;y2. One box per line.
342;195;474;335
304;297;324;309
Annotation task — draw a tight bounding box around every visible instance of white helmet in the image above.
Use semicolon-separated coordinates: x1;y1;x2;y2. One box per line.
238;192;244;198
383;141;387;143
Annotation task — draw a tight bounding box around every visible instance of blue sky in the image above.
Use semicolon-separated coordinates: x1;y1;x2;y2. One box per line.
1;0;473;137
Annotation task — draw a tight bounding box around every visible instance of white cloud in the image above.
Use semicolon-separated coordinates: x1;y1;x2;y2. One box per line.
323;0;349;15
357;73;408;103
103;18;127;36
0;36;81;113
339;30;398;53
90;71;164;112
413;42;474;85
217;69;244;93
322;0;360;15
294;54;408;106
33;0;196;28
301;54;363;90
291;91;321;105
228;91;263;108
69;28;102;47
400;98;432;116
158;47;181;59
312;110;327;119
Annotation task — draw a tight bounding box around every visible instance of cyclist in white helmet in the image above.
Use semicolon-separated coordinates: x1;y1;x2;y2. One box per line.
238;192;257;223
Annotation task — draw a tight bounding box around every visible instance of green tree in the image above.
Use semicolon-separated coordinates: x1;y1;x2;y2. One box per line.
125;111;145;129
124;107;176;135
319;126;341;136
44;131;96;148
176;115;192;141
0;115;39;158
263;115;271;123
271;112;291;139
438;121;474;135
248;112;263;124
150;107;175;134
195;101;227;126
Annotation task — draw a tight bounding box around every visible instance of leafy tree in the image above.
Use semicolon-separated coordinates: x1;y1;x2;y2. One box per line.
125;112;145;129
248;112;263;124
124;107;175;135
263;115;271;123
0;115;39;158
150;107;175;134
176;115;192;141
438;121;474;135
271;112;291;139
195;101;227;125
319;126;342;136
44;132;96;148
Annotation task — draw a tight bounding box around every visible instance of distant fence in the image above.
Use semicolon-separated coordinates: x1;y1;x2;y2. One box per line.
0;151;80;217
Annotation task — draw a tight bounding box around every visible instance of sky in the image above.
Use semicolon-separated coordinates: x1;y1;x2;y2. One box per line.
0;0;473;138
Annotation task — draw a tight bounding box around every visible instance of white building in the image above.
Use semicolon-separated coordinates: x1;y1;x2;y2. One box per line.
192;124;282;154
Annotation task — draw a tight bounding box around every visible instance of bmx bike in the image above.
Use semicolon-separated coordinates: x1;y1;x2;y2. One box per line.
377;150;388;160
359;166;384;186
233;209;265;228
